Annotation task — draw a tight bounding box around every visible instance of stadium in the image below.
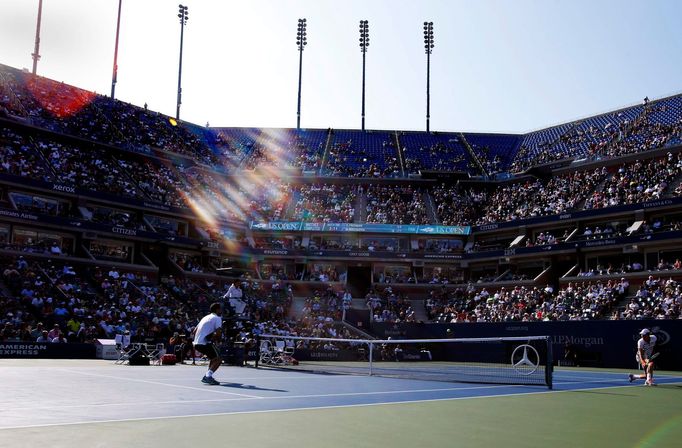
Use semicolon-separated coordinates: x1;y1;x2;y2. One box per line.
1;1;681;447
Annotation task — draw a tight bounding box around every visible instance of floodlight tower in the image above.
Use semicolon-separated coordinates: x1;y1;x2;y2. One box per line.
423;21;434;132
359;20;369;131
176;4;189;120
111;0;123;98
296;18;308;129
31;0;43;75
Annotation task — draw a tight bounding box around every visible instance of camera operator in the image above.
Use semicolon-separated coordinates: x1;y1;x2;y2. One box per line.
170;331;195;365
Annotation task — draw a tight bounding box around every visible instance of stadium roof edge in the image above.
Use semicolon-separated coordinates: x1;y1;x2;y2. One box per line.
209;90;682;137
2;61;680;141
208;125;524;138
522;90;682;136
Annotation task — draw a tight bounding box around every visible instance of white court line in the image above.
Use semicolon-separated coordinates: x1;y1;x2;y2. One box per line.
56;369;262;399
0;377;654;413
554;374;682;383
2;379;681;431
47;375;371;382
555;369;682;378
3;384;518;412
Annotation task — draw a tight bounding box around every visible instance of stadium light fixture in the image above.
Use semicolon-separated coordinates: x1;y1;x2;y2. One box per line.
359;20;369;131
111;0;123;99
296;18;308;129
176;4;189;120
423;21;434;132
31;0;43;75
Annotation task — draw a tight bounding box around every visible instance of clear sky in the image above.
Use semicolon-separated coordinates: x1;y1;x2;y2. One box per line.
2;0;681;133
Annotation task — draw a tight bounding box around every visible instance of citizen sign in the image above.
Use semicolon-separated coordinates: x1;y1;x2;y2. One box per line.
112;227;137;236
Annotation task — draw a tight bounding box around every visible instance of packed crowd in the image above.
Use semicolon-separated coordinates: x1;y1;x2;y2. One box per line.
433;167;609;226
431;185;485;227
0;127;52;181
432;154;682;227
366;286;416;323
5;102;682;233
5;62;682;181
365;185;430;224
291;184;357;223
619;276;682;320
424;281;628;323
0;66;219;166
474;168;608;225
0;254;251;344
584;154;682;209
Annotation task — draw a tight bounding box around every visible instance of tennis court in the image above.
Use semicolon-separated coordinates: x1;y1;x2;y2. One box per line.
1;359;681;447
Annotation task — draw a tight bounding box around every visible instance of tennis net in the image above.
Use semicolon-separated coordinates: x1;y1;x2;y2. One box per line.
256;334;553;389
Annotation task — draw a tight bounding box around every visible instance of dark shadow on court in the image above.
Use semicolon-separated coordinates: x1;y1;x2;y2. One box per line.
220;382;288;392
653;384;682;390
569;390;636;397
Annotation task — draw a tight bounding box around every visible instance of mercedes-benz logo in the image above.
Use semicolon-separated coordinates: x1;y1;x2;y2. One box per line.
511;344;540;375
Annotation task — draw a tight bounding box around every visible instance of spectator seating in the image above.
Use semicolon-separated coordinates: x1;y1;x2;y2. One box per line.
463;133;522;175
399;131;469;174
325;130;400;177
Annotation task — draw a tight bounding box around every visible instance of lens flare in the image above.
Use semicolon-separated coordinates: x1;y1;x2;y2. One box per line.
24;73;95;119
635;414;682;447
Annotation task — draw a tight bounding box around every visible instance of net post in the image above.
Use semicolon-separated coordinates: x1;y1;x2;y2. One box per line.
545;336;553;390
368;342;374;376
255;335;261;369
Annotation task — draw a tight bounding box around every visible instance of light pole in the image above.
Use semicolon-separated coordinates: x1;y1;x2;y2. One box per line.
296;18;307;129
31;0;43;75
359;20;369;131
176;4;189;120
423;21;434;132
111;0;123;98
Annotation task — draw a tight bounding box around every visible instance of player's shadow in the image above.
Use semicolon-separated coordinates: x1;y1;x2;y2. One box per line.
655;384;682;390
220;382;288;392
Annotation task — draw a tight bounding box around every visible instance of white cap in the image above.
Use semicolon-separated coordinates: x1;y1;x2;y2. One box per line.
640;328;650;336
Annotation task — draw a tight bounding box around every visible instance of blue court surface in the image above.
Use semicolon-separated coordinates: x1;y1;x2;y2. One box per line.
1;359;681;430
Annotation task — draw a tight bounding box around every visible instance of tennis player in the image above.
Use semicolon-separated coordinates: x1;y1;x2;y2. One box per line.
628;328;657;386
193;303;223;385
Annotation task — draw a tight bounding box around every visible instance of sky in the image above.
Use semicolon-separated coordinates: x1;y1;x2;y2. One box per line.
1;0;681;134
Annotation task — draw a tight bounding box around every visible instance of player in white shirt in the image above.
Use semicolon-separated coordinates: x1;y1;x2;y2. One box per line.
193;303;223;385
628;328;657;386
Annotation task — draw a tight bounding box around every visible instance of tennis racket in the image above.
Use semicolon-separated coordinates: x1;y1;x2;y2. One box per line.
641;352;659;372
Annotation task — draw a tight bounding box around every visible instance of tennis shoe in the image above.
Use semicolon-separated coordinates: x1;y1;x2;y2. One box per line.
628;374;635;383
201;376;219;385
202;376;220;385
644;380;657;387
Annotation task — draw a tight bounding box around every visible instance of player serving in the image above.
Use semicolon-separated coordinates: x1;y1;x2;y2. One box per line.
628;328;657;386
